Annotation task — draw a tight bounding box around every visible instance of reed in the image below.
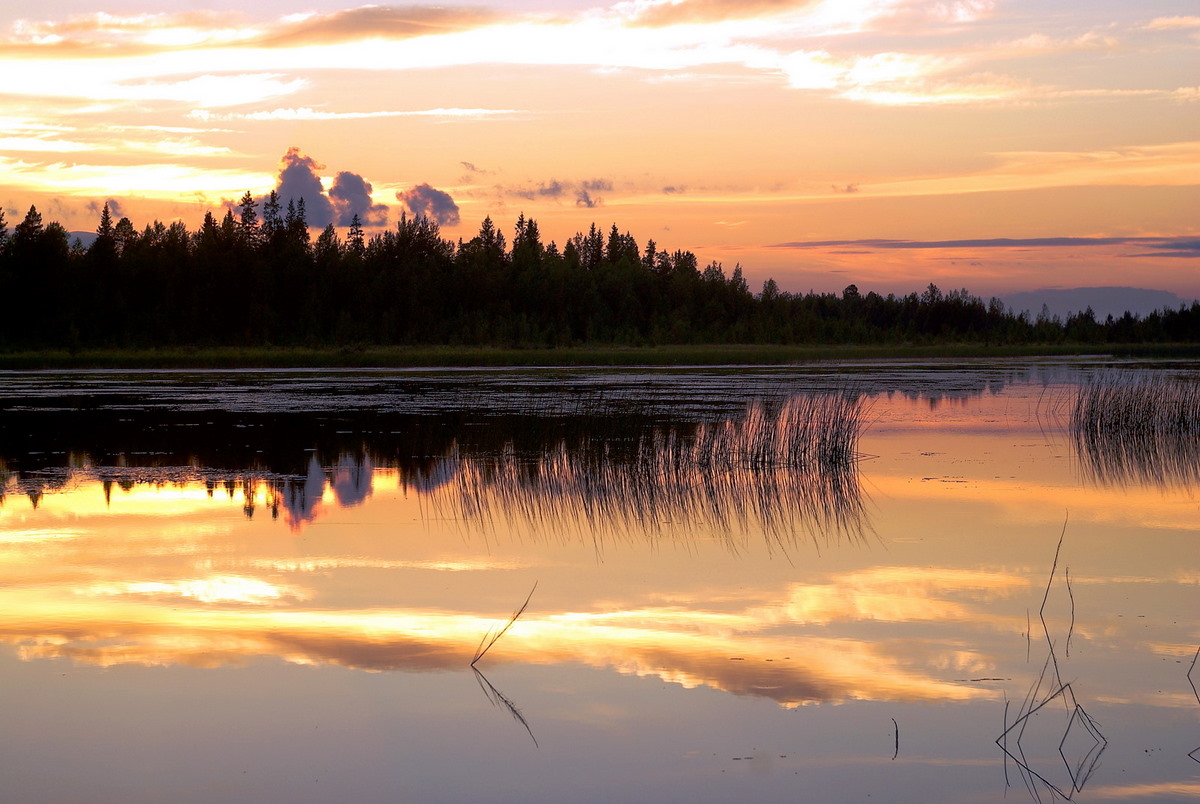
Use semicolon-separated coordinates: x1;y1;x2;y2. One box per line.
471;582;537;666
436;389;871;547
1071;371;1200;487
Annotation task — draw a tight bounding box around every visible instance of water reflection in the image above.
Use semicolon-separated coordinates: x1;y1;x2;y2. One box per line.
998;531;1106;801
3;364;1200;802
1191;648;1200;764
1070;372;1200;488
0;571;1000;706
1;392;870;541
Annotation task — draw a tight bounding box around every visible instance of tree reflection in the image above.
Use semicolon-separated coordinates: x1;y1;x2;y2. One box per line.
0;392;871;545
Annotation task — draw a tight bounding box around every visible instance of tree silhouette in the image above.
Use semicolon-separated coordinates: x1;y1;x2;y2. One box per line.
0;198;1192;351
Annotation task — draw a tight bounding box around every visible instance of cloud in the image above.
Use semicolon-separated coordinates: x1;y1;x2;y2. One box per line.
329;171;387;227
7;10;256;49
1142;16;1200;31
507;179;568;200
576;178;613;208
766;236;1198;251
497;177;623;207
0;155;268;198
0;1;1167;115
617;0;993;33
6;7;495;51
662;185;686;194
260;5;498;48
86;197;126;219
272;147;335;227
832;183;859;194
396;184;460;226
623;0;817;28
190;107;521;122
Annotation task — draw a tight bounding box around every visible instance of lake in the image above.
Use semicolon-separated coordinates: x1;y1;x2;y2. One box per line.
1;360;1197;803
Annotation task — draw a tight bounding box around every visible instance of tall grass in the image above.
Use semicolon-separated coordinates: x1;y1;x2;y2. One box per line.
1071;372;1200;487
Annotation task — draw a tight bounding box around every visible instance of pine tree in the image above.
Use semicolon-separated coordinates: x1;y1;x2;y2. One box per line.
237;191;259;246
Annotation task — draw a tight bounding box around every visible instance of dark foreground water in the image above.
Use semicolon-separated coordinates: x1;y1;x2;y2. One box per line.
0;359;1197;802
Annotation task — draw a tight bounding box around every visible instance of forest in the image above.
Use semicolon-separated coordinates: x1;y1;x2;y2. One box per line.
1;197;1197;350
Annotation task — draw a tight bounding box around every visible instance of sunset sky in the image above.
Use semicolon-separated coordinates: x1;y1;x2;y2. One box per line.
2;0;1197;298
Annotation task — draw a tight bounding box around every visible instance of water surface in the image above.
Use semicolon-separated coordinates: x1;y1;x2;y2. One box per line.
1;360;1197;802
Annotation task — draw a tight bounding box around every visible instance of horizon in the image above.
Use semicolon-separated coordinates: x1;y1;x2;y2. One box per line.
2;0;1197;300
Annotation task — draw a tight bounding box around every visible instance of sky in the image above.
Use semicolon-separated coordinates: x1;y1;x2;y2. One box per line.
1;0;1197;298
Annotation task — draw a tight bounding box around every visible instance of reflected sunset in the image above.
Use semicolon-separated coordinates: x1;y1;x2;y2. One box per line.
2;365;1199;800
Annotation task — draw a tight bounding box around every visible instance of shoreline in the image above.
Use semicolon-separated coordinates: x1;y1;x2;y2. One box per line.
3;342;1200;370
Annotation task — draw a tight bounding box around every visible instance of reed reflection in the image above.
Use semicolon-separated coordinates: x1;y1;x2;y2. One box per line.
440;393;869;544
1071;372;1200;488
1;391;871;543
998;529;1106;801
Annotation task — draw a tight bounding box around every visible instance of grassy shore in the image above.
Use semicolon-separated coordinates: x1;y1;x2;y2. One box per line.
3;342;1200;370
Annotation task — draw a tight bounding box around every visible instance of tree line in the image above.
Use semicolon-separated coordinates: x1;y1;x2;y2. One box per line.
1;197;1197;350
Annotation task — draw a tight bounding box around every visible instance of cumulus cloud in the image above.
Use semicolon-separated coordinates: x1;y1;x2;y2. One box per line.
330;171;387;226
273;146;335;227
396;184;460;226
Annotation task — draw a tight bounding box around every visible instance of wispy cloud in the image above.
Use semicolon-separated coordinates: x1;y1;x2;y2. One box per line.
499;177;616;207
190;107;524;122
0;2;1188;112
768;236;1184;250
0;155;269;197
1142;16;1200;31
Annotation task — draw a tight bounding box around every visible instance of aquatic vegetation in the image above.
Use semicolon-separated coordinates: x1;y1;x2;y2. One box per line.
439;390;871;545
1071;372;1200;487
998;525;1106;801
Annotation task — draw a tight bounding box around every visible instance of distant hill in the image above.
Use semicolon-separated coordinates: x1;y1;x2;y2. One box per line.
1002;287;1194;321
68;231;98;248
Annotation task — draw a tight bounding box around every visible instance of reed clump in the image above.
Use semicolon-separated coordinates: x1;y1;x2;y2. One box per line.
1071;372;1200;487
439;390;871;546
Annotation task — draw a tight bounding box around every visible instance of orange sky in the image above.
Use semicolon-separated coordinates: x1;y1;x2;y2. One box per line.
1;0;1197;297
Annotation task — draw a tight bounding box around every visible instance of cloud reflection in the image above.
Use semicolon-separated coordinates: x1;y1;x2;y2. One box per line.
0;599;994;706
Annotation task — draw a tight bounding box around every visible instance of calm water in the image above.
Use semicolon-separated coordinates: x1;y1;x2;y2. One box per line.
1;360;1197;803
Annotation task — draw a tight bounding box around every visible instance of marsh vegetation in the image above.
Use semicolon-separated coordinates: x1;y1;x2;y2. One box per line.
1071;371;1200;486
